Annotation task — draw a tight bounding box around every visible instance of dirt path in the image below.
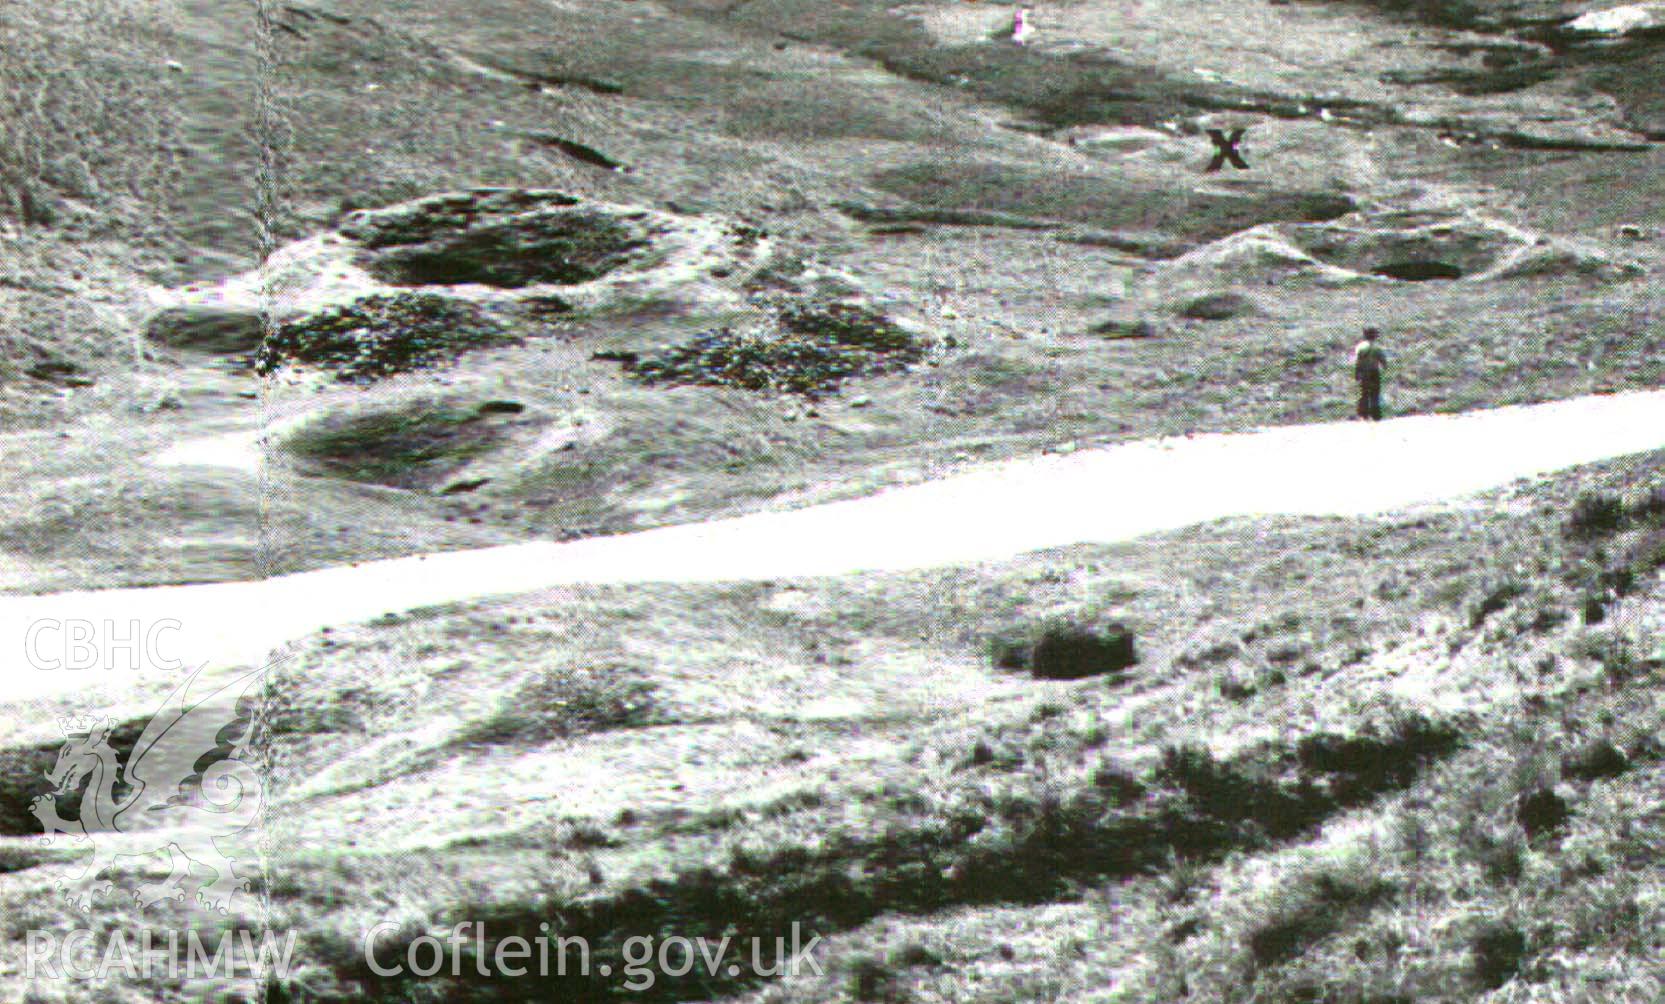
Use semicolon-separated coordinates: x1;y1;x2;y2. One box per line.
8;387;1665;703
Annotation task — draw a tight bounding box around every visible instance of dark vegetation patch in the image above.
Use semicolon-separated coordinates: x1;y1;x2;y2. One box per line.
451;663;659;747
990;620;1137;680
870;162;1354;244
624;304;930;396
300;711;1459;1003
1515;786;1570;841
1247;867;1396;968
254;294;515;383
1380;45;1559;95
144;305;267;354
1293;714;1462;804
339;191;649;288
1566;490;1631;539
1584;44;1665;137
1561;738;1628;781
1178;292;1258;320
466;56;626;96
286;401;518;488
1090;317;1158;340
1469;580;1527;629
1372;260;1464;281
517;133;628;172
1326;0;1495;31
0;843;49;874
870;35;1276;130
1158;712;1462;845
1559;489;1665;623
23;358;94;387
835;201;1057;231
0;721;139;838
0;709;252;837
1470;921;1530;989
265;685;372;737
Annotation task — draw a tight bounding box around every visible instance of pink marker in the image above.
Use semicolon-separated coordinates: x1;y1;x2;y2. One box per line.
1012;6;1035;45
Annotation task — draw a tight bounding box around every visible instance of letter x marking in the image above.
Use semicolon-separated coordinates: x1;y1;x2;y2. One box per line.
1205;129;1249;172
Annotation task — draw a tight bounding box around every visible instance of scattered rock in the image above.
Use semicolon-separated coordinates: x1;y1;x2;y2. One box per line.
144;305;266;354
339;189;652;288
627;303;932;397
254;293;515;383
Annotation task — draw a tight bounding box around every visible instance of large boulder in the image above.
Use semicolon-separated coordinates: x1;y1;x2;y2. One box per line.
1565;3;1665;36
144;305;266;354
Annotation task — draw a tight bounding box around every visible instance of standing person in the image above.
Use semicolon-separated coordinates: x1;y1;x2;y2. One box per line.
1012;6;1035;45
1352;327;1387;421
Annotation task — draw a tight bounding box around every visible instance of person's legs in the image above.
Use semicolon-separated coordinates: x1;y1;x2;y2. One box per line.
1356;380;1373;420
1364;378;1382;421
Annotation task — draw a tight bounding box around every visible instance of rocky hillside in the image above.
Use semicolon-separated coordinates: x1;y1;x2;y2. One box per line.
3;0;1665;591
7;2;1665;1003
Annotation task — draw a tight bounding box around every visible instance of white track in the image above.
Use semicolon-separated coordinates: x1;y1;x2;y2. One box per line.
8;388;1665;703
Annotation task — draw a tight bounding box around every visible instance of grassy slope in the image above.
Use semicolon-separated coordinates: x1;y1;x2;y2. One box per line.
9;446;1665;1000
7;0;1665;591
163;0;1665;571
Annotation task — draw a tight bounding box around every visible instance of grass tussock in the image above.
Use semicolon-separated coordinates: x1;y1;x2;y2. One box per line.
1247;862;1397;968
272;701;1460;1003
0;1;184;235
989;618;1137;680
452;663;660;747
340;192;651;289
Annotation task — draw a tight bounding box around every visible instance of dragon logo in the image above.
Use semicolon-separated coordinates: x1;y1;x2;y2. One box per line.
32;665;267;915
